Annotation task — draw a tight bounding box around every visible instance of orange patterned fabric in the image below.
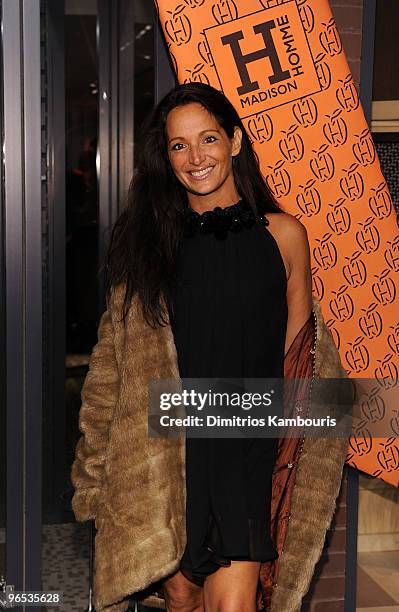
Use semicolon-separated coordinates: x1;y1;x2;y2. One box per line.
155;0;399;487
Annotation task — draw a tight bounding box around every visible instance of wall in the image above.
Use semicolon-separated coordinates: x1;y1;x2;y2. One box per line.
330;0;363;89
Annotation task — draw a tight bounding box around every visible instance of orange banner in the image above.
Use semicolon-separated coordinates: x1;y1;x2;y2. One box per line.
155;0;399;487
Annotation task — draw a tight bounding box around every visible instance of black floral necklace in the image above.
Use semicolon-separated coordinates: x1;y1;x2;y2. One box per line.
183;199;269;240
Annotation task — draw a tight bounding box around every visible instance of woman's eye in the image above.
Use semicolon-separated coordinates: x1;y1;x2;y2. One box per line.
204;135;217;143
171;143;185;151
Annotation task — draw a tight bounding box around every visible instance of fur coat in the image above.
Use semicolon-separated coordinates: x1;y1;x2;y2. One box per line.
71;282;351;612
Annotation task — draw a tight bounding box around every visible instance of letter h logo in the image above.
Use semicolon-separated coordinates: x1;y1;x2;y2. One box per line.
221;20;290;95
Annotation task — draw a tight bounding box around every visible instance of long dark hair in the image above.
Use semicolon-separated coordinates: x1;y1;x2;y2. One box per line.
105;82;282;328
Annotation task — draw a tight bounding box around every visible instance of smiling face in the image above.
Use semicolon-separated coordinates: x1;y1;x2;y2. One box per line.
166;102;242;211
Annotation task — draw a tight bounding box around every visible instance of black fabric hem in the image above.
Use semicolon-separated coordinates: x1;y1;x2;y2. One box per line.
179;544;279;584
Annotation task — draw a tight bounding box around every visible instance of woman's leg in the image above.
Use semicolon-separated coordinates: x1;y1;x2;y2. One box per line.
203;561;261;612
163;569;205;612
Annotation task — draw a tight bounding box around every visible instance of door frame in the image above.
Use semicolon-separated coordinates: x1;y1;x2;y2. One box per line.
2;0;43;601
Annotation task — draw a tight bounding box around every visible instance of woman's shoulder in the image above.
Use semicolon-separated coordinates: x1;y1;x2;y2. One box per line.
264;210;308;240
263;211;310;278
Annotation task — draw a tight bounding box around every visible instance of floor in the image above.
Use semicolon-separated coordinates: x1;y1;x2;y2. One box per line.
356;551;399;612
0;523;151;611
0;526;398;611
42;523;90;611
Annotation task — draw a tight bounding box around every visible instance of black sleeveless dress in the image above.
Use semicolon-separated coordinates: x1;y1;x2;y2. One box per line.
167;199;288;585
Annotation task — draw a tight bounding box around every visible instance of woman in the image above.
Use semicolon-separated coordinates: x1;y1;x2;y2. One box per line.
71;83;349;612
160;83;312;612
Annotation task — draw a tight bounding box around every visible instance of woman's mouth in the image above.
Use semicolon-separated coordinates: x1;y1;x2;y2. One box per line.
187;165;215;181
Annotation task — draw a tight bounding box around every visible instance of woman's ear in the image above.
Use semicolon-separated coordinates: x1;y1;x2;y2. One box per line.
231;126;242;157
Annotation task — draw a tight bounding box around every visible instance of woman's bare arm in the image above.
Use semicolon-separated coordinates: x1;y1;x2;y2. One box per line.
265;212;313;356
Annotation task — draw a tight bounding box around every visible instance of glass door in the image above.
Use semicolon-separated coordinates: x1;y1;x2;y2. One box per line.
0;0;174;608
40;1;175;609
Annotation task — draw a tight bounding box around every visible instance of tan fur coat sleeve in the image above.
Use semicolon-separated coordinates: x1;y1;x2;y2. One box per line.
70;303;120;522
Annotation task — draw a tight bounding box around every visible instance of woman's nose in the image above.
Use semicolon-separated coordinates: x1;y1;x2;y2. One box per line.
188;145;205;165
